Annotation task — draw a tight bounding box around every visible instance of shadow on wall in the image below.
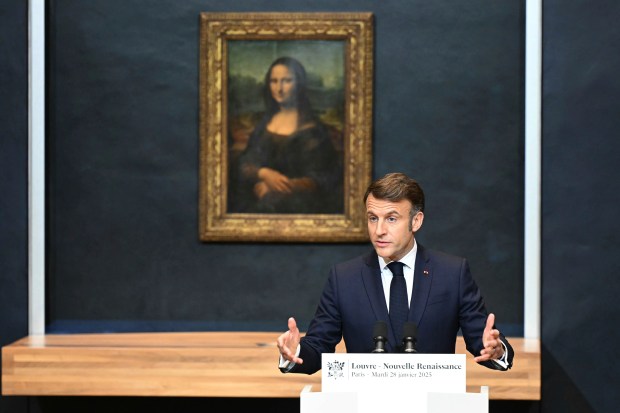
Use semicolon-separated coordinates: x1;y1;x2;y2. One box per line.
541;345;595;413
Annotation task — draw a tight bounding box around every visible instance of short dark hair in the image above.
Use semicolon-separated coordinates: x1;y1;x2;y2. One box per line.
363;173;425;215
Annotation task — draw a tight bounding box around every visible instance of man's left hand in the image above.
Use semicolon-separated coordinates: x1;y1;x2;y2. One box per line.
474;313;505;362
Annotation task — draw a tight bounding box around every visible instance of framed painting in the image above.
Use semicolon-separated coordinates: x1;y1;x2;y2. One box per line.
199;12;373;242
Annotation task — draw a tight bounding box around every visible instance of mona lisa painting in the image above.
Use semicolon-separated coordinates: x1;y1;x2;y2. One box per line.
199;12;373;242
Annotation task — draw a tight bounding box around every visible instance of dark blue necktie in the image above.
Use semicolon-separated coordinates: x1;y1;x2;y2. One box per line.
387;261;408;343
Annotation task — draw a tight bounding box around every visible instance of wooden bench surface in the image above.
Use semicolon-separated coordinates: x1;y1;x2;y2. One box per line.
2;332;539;400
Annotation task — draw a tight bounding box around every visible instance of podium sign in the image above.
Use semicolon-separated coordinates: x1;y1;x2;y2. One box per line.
304;354;482;413
321;353;466;394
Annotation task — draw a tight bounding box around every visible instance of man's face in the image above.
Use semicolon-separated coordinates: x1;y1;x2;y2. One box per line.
366;194;424;262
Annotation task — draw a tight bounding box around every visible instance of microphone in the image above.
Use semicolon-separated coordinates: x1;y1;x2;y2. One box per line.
372;321;388;353
402;322;418;353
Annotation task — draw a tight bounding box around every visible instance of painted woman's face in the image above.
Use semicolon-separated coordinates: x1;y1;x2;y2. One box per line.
269;64;296;107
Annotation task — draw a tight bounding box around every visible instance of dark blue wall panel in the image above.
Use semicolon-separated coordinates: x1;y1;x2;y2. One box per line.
45;0;525;335
0;0;30;412
542;1;620;411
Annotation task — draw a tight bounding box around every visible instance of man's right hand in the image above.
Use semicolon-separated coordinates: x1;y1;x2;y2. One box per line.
276;317;303;364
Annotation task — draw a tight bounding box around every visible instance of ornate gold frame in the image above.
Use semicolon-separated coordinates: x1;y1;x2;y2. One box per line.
199;12;373;242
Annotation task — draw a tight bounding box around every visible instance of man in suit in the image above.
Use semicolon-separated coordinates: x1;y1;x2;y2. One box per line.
277;172;513;374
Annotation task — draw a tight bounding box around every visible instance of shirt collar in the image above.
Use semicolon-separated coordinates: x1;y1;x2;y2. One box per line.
379;239;417;270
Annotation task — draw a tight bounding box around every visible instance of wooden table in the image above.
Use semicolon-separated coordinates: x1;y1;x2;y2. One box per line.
2;332;539;400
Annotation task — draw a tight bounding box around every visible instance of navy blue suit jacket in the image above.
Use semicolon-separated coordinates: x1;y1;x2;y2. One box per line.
290;245;513;374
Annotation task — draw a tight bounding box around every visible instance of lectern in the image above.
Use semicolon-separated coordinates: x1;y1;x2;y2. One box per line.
300;353;488;413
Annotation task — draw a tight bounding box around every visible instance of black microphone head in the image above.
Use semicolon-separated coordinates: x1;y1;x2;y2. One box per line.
403;322;417;339
372;321;388;353
373;321;388;339
402;322;418;353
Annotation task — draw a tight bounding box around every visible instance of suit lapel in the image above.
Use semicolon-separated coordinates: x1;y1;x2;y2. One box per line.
361;250;389;323
361;250;400;349
361;247;431;350
410;244;432;328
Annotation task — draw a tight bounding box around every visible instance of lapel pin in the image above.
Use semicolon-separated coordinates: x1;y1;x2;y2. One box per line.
423;270;429;276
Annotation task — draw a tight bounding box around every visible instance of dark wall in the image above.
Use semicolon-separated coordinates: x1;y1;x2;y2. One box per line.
541;1;620;412
0;0;30;412
45;0;524;335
